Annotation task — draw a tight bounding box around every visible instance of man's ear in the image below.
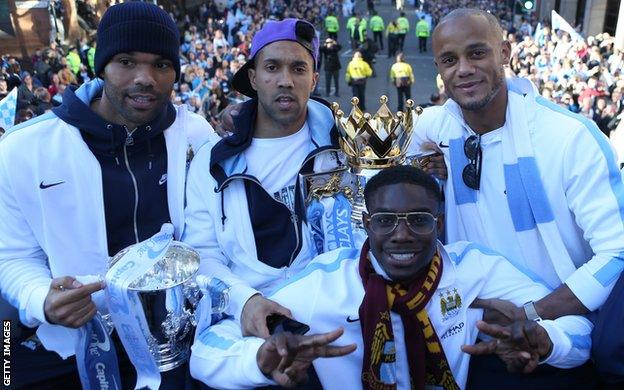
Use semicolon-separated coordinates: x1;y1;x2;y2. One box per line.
248;67;257;91
311;71;320;94
501;40;512;66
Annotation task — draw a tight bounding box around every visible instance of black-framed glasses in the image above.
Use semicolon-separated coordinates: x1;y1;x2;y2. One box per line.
365;212;438;235
462;134;482;190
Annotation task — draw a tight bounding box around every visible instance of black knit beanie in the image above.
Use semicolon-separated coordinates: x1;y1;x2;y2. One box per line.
94;2;181;80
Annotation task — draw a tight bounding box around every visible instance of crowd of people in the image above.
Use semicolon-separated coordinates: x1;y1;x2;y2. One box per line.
509;29;623;137
3;0;621;139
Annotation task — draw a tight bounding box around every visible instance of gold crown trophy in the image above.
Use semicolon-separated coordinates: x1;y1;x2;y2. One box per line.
331;95;423;227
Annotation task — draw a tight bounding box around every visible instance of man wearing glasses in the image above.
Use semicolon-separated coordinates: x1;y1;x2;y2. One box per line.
190;165;592;389
411;8;624;386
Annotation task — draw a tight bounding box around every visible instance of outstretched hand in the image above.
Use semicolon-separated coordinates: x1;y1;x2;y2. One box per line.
257;327;357;388
461;320;552;374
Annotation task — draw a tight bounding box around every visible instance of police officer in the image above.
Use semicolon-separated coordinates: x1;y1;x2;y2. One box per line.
396;12;409;51
345;51;373;110
390;52;414;111
347;13;359;49
369;11;385;51
386;20;400;58
358;16;368;46
416;16;431;53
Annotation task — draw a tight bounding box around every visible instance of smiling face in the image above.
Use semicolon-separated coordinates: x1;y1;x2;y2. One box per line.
363;183;443;283
98;52;176;129
248;40;318;135
432;14;510;112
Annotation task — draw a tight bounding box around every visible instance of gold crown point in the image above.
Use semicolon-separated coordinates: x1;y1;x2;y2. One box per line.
415;106;423;115
351;97;359;106
405;99;414;109
331;102;340;112
336;109;344;119
396;111;404;119
379;95;388;104
363;112;372;120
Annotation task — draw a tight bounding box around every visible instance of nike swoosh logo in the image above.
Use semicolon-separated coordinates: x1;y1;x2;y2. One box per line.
346;316;359;323
39;181;65;189
438;141;449;148
158;174;167;186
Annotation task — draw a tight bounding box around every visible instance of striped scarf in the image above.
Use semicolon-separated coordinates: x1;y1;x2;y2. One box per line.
358;240;459;390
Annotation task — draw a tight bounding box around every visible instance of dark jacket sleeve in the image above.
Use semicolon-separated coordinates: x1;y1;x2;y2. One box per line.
592;272;624;384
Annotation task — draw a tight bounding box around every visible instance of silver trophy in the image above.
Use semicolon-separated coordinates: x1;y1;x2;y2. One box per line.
108;241;228;371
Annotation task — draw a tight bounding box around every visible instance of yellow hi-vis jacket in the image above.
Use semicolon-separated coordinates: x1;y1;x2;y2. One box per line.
345;58;372;83
390;61;415;84
397;16;409;34
416;19;430;37
369;15;385;32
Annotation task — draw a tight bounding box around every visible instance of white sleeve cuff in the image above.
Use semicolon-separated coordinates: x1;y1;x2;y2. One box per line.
565;267;611;311
242;337;278;387
23;283;51;326
537;320;572;366
228;284;261;322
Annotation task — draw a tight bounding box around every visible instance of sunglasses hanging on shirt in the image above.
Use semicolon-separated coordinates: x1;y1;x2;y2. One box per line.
462;134;482;190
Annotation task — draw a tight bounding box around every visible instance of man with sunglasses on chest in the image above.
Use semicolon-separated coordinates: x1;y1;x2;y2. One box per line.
190;165;592;389
410;8;624;387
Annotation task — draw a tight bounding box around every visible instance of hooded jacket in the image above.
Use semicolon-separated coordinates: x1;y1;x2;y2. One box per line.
0;79;211;355
183;97;347;321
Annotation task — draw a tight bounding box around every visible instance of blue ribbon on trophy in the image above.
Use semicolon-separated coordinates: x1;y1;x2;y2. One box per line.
302;166;362;254
105;224;174;389
76;313;121;390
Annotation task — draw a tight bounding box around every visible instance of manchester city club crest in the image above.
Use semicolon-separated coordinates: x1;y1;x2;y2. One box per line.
440;288;462;321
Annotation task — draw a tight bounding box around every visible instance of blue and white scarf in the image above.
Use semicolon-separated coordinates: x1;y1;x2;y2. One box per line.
445;79;576;283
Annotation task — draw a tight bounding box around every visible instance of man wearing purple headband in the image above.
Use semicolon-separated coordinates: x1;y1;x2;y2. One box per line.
183;19;354;344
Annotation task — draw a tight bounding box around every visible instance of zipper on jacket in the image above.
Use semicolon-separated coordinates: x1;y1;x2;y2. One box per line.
123;141;140;244
288;213;300;266
215;147;342;267
218;174;303;266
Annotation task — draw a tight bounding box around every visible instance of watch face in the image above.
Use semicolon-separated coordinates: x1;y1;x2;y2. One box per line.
523;301;542;321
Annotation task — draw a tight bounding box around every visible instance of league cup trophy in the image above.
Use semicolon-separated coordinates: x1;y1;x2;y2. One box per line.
84;224;229;389
331;96;423;226
108;240;200;370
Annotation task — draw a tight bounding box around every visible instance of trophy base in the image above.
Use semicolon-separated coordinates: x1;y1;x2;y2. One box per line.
154;342;191;372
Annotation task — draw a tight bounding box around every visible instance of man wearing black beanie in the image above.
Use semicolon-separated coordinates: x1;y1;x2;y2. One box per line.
0;2;211;388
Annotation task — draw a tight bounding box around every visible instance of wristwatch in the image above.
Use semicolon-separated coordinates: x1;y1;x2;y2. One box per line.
523;301;542;322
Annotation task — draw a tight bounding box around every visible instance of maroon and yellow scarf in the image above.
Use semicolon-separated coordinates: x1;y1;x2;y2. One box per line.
358;240;459;390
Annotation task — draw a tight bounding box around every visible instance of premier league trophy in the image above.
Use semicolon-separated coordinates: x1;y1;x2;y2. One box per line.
299;96;422;256
330;96;422;226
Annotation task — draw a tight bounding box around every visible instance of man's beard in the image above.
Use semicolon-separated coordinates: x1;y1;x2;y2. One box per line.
451;70;505;111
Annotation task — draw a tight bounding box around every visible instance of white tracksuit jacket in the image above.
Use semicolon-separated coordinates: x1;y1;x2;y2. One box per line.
190;242;592;389
0;80;211;355
183;99;346;322
409;77;624;312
